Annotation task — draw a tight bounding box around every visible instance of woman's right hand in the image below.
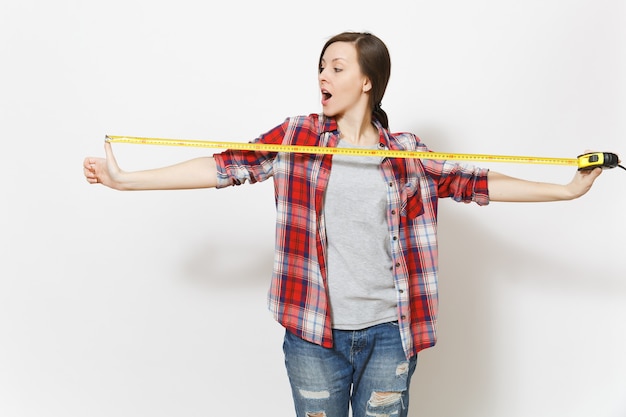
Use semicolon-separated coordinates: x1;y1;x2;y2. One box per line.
83;141;124;189
83;141;218;191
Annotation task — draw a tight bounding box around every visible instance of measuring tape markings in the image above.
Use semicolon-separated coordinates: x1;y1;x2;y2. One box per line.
106;135;584;169
106;136;623;170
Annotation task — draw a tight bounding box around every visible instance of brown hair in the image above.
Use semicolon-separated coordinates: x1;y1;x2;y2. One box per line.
319;32;391;129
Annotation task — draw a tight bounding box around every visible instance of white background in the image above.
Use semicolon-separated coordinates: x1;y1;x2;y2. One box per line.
1;0;625;416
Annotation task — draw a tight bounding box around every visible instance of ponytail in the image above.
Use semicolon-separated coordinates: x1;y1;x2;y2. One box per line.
373;102;389;130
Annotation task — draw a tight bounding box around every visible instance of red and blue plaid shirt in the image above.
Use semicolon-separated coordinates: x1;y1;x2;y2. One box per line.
214;113;489;358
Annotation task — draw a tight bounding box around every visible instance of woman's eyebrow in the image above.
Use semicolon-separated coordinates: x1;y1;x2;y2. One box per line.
321;57;347;64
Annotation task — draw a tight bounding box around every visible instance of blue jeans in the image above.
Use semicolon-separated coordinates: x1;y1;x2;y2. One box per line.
283;322;418;417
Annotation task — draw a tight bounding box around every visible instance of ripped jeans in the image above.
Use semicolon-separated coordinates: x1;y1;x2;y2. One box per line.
283;322;418;417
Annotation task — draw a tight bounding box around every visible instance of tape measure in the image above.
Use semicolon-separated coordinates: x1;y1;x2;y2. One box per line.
105;135;619;171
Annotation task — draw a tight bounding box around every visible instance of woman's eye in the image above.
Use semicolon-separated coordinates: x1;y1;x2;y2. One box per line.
318;66;342;74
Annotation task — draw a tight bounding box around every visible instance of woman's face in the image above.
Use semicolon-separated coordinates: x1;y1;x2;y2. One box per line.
319;41;371;118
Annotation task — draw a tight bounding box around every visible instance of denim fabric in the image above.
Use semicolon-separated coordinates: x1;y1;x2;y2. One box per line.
283;322;418;417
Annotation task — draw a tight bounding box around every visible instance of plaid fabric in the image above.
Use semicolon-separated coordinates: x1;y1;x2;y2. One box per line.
214;113;490;358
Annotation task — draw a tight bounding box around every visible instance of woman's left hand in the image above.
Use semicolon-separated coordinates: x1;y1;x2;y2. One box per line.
564;167;602;199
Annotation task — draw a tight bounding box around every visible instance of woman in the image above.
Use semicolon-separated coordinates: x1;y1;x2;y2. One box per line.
83;32;602;417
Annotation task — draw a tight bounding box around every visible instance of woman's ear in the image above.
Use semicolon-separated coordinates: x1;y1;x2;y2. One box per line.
362;77;372;93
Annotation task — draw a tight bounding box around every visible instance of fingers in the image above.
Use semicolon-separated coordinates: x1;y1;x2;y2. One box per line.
83;157;100;184
83;142;123;187
577;167;601;183
582;166;602;177
589;168;602;182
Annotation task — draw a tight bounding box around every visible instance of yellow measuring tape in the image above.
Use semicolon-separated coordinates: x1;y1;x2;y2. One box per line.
105;135;593;169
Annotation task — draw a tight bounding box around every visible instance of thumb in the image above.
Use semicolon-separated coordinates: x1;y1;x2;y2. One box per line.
104;140;121;172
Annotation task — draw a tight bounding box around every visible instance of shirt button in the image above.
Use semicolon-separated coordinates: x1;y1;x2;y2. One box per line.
398;289;404;294
401;315;407;320
391;210;396;215
392;236;398;241
395;262;401;268
389;182;393;187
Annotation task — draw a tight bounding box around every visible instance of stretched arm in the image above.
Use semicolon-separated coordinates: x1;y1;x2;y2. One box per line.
83;141;218;190
487;167;602;202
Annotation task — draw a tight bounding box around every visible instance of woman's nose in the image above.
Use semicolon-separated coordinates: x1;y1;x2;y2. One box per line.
318;68;327;81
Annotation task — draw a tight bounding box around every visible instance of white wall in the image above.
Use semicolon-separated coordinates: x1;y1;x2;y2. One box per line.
1;0;625;416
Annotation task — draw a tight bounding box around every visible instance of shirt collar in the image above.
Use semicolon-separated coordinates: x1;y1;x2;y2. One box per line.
373;118;394;150
319;114;339;134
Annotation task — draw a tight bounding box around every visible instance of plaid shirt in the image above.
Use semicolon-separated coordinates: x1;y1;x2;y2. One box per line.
214;113;490;359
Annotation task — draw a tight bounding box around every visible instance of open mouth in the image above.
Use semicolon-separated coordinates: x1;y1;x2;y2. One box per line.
321;89;332;104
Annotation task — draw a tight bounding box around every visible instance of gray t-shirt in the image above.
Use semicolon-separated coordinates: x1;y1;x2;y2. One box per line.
324;139;397;329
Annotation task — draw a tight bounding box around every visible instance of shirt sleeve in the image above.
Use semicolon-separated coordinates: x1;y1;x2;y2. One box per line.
423;159;490;205
213;119;289;189
394;132;490;206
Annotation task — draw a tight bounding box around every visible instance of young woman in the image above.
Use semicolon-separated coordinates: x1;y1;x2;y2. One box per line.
83;32;602;417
